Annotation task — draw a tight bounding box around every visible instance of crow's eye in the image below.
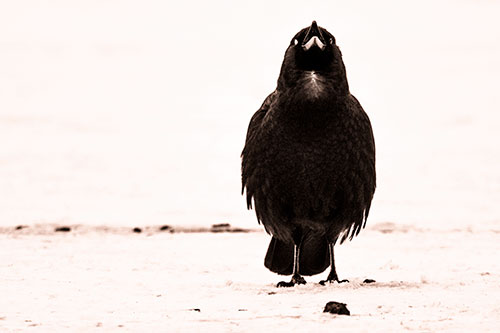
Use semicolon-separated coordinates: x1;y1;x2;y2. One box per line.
293;39;299;45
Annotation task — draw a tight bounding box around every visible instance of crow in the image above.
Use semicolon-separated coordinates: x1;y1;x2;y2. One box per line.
241;21;376;287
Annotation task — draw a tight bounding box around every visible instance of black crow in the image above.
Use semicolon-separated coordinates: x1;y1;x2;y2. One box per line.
241;21;376;287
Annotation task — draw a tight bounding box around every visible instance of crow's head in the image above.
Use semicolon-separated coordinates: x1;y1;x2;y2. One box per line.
278;21;348;95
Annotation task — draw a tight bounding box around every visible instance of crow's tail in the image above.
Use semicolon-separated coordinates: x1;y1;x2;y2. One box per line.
264;233;330;276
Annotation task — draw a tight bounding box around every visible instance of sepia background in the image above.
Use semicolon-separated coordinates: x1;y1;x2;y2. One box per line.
0;0;499;331
1;0;499;231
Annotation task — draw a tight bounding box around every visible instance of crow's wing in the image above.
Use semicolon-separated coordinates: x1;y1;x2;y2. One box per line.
338;94;376;243
241;91;277;210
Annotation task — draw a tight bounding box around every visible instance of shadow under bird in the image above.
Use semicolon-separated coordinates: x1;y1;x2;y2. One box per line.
241;21;376;287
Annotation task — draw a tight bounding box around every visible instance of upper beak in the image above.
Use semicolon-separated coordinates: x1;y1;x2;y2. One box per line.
302;21;326;51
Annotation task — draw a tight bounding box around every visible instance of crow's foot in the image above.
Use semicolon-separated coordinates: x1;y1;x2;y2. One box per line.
319;278;349;286
277;274;306;288
319;271;349;286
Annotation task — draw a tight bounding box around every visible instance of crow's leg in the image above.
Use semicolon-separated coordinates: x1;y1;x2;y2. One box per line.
277;244;306;287
319;243;349;285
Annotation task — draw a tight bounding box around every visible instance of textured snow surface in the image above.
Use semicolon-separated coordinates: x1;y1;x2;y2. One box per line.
1;227;499;331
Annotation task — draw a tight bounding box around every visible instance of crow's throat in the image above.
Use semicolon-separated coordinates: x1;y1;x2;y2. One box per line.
301;71;327;100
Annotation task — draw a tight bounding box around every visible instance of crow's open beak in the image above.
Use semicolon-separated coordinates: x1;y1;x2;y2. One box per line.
302;21;326;51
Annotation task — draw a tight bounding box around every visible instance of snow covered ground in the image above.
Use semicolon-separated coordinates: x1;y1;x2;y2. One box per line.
0;0;499;331
1;226;499;331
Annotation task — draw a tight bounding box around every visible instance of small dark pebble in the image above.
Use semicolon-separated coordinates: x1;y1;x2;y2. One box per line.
15;225;27;230
363;279;376;284
132;228;142;233
189;308;201;312
212;223;231;229
211;226;230;233
159;225;171;231
55;227;71;232
267;291;276;295
229;228;248;233
323;301;350;315
238;309;248;312
211;229;227;233
210;223;250;233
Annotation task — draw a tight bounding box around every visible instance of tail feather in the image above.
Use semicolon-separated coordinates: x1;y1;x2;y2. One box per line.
299;233;330;276
264;237;294;275
264;233;330;276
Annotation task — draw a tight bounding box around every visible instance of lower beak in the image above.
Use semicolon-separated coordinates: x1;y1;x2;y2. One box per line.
302;36;325;51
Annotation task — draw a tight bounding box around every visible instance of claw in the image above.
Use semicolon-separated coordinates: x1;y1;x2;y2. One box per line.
277;281;295;288
277;274;307;287
319;278;349;286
